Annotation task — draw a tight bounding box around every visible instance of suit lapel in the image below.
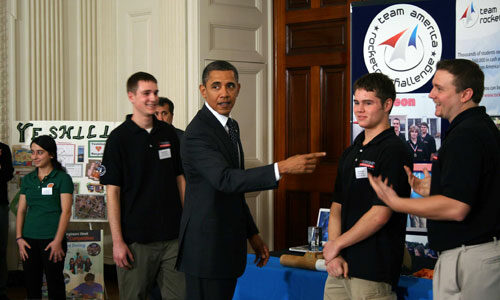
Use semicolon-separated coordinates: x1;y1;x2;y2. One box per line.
199;106;240;168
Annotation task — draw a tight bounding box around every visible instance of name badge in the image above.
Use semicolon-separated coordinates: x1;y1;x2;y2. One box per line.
355;167;368;179
159;148;171;160
42;187;53;195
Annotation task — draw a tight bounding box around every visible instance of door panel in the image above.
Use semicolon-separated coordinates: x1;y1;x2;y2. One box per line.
274;0;352;250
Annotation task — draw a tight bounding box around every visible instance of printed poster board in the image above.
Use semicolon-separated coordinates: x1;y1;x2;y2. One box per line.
10;121;118;222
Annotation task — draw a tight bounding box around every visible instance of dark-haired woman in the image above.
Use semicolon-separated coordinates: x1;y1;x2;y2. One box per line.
16;135;73;299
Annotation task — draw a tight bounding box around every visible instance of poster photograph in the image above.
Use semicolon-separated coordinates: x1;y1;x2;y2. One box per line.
64;230;104;299
73;182;80;195
86;160;104;182
407;163;432;233
56;143;76;166
86;183;105;194
12;146;32;167
72;195;107;222
88;141;106;158
405;234;438;260
491;116;500;130
66;164;84;178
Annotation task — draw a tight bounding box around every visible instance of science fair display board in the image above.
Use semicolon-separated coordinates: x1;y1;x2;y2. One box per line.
350;0;500;268
10;121;118;222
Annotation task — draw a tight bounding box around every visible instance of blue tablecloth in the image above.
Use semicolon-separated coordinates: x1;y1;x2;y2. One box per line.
233;254;432;300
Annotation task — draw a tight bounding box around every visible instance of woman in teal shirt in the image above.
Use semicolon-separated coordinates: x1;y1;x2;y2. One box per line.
16;135;73;299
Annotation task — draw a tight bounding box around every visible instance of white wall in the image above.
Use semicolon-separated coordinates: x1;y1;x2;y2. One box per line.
6;0;187;126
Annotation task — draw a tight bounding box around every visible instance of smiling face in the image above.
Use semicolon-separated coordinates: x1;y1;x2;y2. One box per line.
128;80;159;117
200;70;240;116
410;129;419;140
31;143;52;169
353;89;392;130
428;70;467;122
420;125;428;136
392;119;400;132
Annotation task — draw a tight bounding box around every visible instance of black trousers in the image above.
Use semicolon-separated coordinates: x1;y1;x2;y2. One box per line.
22;238;67;300
185;273;237;300
0;204;8;300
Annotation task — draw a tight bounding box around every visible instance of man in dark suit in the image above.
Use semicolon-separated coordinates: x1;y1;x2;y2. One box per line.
177;60;325;299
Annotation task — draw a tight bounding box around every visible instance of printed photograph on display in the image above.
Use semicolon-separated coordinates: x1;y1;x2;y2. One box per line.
56;142;76;166
491;116;500;130
86;160;103;182
406;163;432;233
88;141;106;158
73;182;80;194
12;146;32;166
78;145;85;162
86;183;105;194
65;163;84;178
317;208;330;242
405;234;438;260
72;194;106;222
64;230;104;299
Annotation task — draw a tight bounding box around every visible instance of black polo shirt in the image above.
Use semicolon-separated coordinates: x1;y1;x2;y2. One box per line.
421;134;436;154
428;107;500;251
100;115;183;244
332;128;412;287
406;139;429;162
0;142;14;205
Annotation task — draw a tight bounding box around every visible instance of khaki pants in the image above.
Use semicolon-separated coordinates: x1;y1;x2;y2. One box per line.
117;239;185;300
324;276;396;300
433;238;500;300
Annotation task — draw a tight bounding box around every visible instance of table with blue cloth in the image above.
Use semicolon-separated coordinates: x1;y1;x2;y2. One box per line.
233;254;433;300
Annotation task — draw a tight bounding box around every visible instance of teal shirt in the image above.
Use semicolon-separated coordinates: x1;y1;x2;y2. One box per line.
20;168;73;239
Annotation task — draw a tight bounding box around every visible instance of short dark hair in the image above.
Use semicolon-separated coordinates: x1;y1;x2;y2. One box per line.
393;118;400;123
420;122;428;128
159;97;174;114
126;72;157;93
202;60;239;86
436;59;484;104
84;273;95;282
353;73;396;113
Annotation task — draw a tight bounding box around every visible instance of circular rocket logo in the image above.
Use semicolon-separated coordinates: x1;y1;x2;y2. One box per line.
363;4;442;92
459;2;479;28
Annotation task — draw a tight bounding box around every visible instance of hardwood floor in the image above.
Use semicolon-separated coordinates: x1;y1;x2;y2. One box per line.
6;265;120;300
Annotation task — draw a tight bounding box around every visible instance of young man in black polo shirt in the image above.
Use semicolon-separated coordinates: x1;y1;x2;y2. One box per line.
419;122;436;157
323;73;412;299
100;72;185;300
369;59;500;299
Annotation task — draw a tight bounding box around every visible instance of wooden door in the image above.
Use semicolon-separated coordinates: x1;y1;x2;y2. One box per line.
273;0;352;250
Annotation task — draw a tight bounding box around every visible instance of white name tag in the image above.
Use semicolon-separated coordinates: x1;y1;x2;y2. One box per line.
355;167;368;179
159;148;171;160
42;187;53;195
